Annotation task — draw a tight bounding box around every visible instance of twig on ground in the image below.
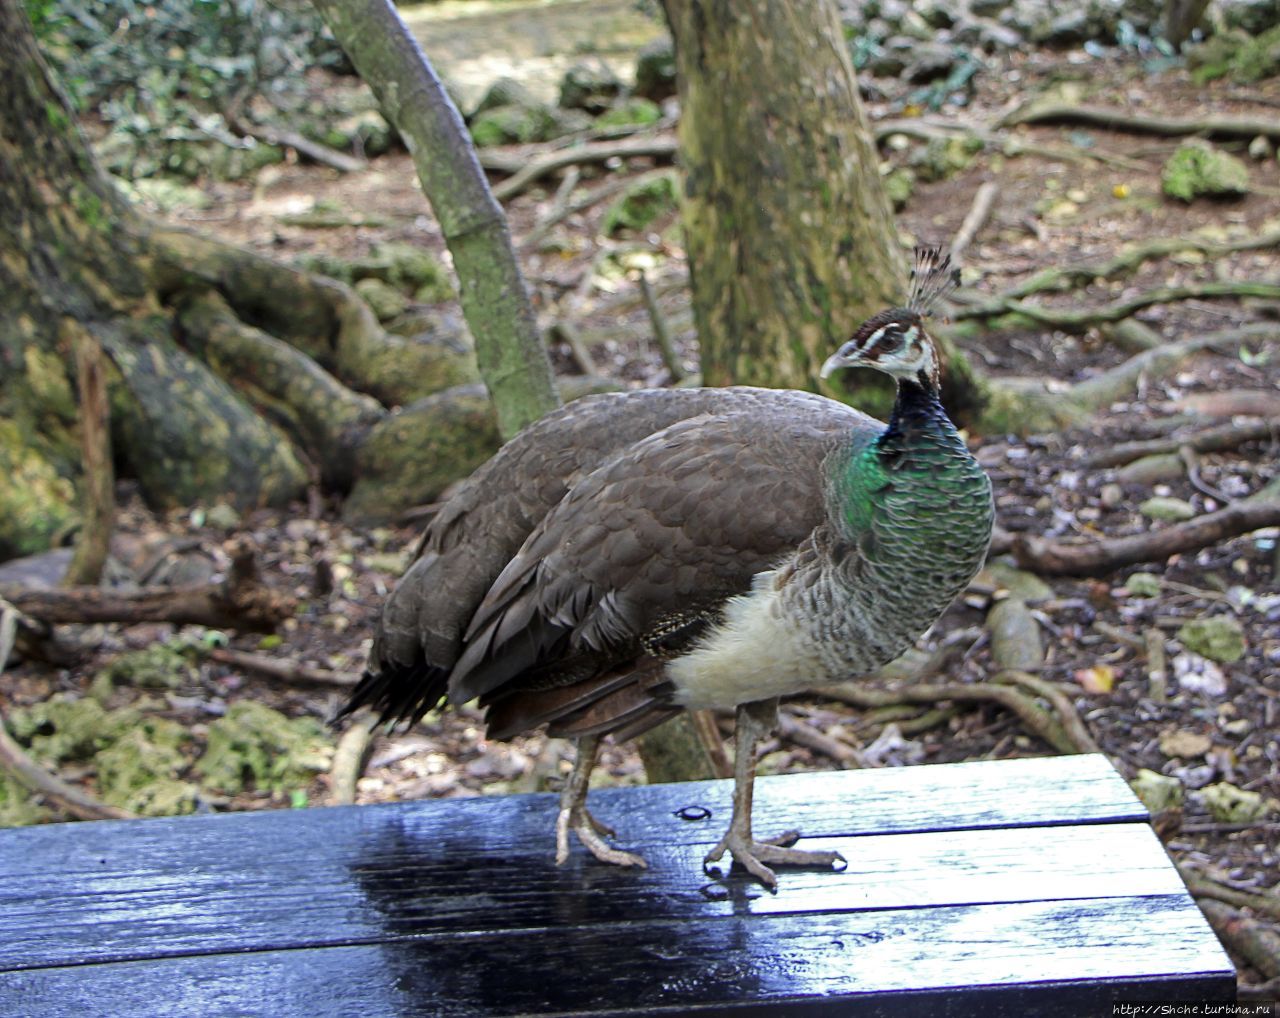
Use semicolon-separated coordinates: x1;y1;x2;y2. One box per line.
547;321;598;375
329;717;375;805
0;606;134;821
638;270;686;382
208;647;358;688
950;181;999;262
224;100;365;174
1145;628;1169;703
1012;499;1280;577
523;168;668;248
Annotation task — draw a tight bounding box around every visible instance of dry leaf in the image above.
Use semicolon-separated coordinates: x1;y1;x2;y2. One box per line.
1075;664;1116;694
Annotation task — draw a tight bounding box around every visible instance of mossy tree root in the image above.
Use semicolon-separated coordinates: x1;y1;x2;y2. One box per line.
148;227;475;409
174;289;386;490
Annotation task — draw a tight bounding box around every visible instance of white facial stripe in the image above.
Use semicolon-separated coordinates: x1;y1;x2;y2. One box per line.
861;325;889;352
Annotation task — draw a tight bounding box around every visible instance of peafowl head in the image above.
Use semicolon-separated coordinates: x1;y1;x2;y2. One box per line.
820;246;959;391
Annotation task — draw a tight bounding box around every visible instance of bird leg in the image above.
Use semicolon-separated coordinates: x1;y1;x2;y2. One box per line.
704;698;847;889
555;734;647;869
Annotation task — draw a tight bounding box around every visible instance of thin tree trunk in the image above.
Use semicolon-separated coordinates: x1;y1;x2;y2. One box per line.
662;0;906;391
313;0;560;439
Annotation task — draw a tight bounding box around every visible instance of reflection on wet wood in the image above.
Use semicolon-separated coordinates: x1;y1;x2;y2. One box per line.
0;754;1235;1016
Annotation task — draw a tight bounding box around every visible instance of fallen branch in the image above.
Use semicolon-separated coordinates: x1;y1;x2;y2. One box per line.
207;646;358;688
1086;417;1279;469
1013;499;1280;577
1198;899;1280;980
950;180;999;262
0;606;134;822
523;167;670;248
491;137;677;202
1002;102;1280;142
5;539;292;632
224;103;366;174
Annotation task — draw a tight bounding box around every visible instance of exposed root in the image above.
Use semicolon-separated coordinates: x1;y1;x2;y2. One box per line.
1180;865;1280;922
818;680;1082;756
998;228;1280;302
1198;899;1280;981
994;670;1099;755
1001;102;1280;142
1086;417;1280;470
328;717;375;805
776;710;863;766
957;282;1280;330
488;137;678;202
1012;499;1280;577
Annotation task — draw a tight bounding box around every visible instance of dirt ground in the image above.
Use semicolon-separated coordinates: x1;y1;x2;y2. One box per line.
4;24;1279;989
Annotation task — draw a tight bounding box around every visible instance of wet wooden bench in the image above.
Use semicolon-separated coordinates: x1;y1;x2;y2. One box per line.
0;754;1234;1016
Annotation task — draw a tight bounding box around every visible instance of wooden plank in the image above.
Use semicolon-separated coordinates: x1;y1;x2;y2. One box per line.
0;818;1185;970
0;895;1234;1017
0;757;1155;971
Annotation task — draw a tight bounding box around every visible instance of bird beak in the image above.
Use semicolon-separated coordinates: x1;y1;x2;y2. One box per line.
819;353;848;380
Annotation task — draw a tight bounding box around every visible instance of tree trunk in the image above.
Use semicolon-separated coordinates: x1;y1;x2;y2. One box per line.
663;0;906;391
313;0;560;440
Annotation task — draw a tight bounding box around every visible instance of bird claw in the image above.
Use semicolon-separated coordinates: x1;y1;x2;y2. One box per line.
556;805;647;869
704;831;846;889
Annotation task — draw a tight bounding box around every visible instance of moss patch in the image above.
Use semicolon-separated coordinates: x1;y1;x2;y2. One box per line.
1162;140;1250;202
603;172;679;236
7;697;137;766
0;771;50;828
1178;616;1247;664
195;701;332;795
101;641;200;691
96;718;196;816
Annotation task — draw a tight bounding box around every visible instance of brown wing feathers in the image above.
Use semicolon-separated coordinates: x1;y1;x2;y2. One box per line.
342;388;877;742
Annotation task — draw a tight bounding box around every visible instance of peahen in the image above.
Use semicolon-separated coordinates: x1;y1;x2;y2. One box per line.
338;247;994;887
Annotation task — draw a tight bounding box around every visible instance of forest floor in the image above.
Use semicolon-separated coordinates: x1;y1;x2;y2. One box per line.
3;17;1279;990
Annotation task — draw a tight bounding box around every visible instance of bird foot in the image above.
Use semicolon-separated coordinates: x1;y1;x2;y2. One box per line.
555;805;647;869
703;829;846;889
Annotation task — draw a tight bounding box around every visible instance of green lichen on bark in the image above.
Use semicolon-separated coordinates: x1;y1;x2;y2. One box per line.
105;324;308;509
663;0;906;391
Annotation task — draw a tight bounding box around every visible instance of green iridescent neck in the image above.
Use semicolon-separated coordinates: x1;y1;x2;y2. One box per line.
831;376;963;539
